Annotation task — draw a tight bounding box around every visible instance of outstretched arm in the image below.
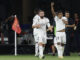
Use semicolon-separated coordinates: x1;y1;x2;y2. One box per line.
51;2;56;17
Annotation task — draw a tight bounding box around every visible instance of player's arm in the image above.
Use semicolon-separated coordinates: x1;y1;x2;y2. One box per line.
62;17;68;24
66;19;75;27
46;19;53;32
32;24;40;28
62;20;68;24
51;2;56;17
47;26;53;32
66;24;75;28
32;18;40;28
66;24;77;30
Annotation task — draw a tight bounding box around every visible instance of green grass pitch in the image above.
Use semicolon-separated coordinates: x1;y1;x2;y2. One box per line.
0;53;80;60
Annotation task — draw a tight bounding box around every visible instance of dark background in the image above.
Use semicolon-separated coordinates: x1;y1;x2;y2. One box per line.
0;0;80;54
0;0;80;23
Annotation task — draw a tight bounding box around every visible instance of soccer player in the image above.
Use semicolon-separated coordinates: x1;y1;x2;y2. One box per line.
32;10;52;59
74;13;80;56
51;2;68;58
32;9;40;57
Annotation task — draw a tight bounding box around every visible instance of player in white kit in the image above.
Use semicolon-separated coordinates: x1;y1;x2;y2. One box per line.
51;2;68;58
32;10;52;59
32;9;40;57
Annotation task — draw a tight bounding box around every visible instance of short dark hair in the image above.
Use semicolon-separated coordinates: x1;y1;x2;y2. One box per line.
38;10;44;14
65;11;69;13
57;10;63;14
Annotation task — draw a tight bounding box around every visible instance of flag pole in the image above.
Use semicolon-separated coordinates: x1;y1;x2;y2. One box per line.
15;30;17;56
12;15;21;56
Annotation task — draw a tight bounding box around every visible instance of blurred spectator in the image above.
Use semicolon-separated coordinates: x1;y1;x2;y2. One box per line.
74;13;79;26
7;16;15;44
74;13;80;56
0;16;15;44
64;11;75;56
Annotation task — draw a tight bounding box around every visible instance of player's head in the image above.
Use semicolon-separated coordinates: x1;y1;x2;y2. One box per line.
34;8;40;15
38;10;45;18
65;11;70;18
57;11;63;19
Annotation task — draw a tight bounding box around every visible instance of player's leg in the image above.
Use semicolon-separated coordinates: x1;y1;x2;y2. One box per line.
55;42;62;58
35;42;39;56
34;35;39;56
43;35;47;52
38;36;44;59
61;32;66;56
51;45;56;55
56;32;63;58
39;35;47;59
39;42;44;58
52;37;56;56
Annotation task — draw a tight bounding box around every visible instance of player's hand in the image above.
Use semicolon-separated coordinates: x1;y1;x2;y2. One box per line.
47;29;53;32
50;26;53;32
65;25;68;27
74;26;77;30
47;26;53;32
51;26;53;28
51;2;54;6
36;24;41;28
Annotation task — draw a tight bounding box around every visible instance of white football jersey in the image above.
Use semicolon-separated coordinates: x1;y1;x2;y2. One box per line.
37;17;50;35
54;16;68;32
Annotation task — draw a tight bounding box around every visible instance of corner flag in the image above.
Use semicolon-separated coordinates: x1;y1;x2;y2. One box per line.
12;15;21;56
12;15;21;34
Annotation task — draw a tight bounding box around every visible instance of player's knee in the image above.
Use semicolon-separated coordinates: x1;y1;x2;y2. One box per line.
43;44;45;47
61;43;65;46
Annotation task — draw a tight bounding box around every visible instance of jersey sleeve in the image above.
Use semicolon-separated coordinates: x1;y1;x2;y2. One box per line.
46;18;51;27
32;19;37;26
54;16;58;22
32;17;38;26
62;17;68;21
32;15;40;26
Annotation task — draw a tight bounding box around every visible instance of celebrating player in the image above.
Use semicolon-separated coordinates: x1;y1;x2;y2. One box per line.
51;2;68;59
32;9;40;57
32;10;52;59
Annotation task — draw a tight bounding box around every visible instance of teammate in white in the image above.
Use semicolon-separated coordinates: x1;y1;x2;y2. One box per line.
51;2;68;59
32;10;52;59
32;9;40;57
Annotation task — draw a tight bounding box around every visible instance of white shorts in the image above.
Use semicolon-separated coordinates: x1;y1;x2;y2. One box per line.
38;33;47;44
34;34;39;43
55;32;66;44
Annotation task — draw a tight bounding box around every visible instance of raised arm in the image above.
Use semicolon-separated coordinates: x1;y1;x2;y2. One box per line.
51;2;56;17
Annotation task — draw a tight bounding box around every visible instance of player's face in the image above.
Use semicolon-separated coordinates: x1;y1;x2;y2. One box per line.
58;13;63;19
39;11;45;18
65;13;70;18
